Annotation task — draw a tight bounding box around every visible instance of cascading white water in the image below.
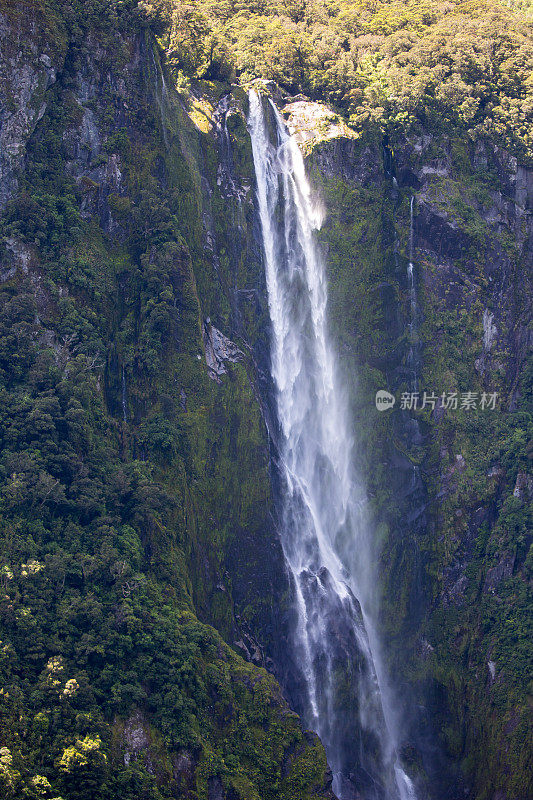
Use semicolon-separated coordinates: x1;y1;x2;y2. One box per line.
121;366;127;423
149;46;170;147
406;196;419;392
248;89;416;800
408;196;415;309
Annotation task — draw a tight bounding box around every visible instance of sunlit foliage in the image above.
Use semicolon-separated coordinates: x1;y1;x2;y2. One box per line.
157;0;533;159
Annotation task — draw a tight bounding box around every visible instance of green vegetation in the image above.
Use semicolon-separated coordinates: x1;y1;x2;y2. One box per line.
152;0;533;161
307;117;532;796
0;0;531;798
0;3;329;798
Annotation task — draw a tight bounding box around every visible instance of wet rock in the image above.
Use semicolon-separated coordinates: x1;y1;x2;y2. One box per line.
247;77;289;106
282;99;356;148
415;201;469;261
203;320;243;382
515;165;533;212
513;472;532;502
234;628;263;665
0;11;63;207
334;773;364;799
172;750;194;781
482;309;497;351
278;96;381;184
1;237;34;280
483;551;515;594
59;33;143;237
123;711;152;771
208;776;224;800
420;638;435;659
213;95;251;202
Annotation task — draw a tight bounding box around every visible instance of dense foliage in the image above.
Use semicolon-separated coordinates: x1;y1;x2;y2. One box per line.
155;0;533;160
0;0;531;798
0;2;331;798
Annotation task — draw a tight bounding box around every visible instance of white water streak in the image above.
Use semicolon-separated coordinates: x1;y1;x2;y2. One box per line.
248;90;416;800
407;195;419;392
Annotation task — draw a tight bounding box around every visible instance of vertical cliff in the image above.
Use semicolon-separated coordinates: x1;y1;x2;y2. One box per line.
279;96;532;799
0;2;531;800
0;5;335;798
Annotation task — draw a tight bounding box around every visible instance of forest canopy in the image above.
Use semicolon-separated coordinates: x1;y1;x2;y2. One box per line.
142;0;533;158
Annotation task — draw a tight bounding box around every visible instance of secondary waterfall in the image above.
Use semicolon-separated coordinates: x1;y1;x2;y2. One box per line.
248;90;416;800
406;196;420;392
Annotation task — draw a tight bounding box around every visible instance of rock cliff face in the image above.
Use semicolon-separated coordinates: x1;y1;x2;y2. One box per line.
0;3;65;207
297;98;532;800
0;9;332;799
0;6;531;800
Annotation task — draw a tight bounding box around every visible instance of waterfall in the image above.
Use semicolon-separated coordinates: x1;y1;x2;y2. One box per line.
121;366;127;423
149;44;170;147
406;196;419;392
406;195;422;494
248;90;416;800
215;96;239;198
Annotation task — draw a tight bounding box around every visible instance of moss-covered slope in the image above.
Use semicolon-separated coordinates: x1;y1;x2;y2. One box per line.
295;99;532;799
0;2;531;799
0;5;333;799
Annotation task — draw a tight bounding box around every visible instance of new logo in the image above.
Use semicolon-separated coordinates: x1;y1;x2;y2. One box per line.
375;390;395;411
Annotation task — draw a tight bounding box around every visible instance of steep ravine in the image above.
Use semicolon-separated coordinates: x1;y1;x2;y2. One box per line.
0;7;531;800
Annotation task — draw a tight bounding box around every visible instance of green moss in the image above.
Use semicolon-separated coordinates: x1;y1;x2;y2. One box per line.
0;15;329;800
305;114;532;797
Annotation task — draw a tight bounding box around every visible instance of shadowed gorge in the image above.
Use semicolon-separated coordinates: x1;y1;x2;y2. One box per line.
0;2;531;800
